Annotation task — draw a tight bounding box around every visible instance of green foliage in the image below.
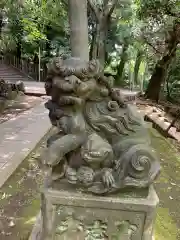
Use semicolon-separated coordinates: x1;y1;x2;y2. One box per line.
22;18;47;43
1;0;180;100
136;0;180;20
1;0;69;59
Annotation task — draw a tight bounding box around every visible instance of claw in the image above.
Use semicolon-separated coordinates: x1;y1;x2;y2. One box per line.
102;169;115;188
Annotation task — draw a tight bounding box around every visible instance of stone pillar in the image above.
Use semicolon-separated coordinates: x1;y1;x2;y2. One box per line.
68;0;89;61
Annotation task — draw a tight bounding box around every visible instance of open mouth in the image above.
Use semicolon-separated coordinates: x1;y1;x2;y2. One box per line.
83;151;109;161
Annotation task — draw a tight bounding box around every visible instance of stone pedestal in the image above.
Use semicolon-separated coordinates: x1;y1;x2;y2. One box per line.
30;183;158;240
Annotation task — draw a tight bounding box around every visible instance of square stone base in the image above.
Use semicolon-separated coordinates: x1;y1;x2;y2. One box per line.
29;184;158;240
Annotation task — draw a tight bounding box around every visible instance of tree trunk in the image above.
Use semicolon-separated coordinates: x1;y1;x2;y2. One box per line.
96;20;108;66
145;54;175;102
68;0;89;61
16;40;22;62
166;76;172;101
89;21;108;66
145;64;165;102
145;21;180;102
33;53;39;64
89;26;98;60
134;50;142;85
0;12;3;38
87;0;118;66
115;43;129;83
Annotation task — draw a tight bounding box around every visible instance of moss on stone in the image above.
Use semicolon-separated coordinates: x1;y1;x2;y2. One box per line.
155;208;178;240
150;128;180;239
0;129;52;239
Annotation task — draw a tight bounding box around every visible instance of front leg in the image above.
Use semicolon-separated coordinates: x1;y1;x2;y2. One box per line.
42;133;87;166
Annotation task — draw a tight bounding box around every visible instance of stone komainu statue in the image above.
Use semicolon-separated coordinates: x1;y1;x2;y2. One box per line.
42;57;160;195
0;79;25;99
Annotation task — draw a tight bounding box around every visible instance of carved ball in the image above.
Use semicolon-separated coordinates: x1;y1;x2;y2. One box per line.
77;166;94;187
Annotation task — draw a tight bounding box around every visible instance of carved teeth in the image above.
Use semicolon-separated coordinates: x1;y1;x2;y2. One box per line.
90;152;100;157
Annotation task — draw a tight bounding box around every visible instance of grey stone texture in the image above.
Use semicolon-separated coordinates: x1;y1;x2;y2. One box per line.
30;184;158;240
43;57;160;194
24;81;46;96
32;57;160;240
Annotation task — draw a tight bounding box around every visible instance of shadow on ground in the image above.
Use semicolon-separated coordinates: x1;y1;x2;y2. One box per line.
0;94;42;124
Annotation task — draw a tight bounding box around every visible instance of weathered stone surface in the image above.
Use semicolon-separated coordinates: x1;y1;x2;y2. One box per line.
42;57;160;195
30;184;158;240
0;79;25;100
25;81;46;96
0;98;7;113
31;57;160;240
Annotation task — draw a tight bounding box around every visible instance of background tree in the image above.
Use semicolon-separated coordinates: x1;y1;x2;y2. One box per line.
136;0;180;101
87;0;119;66
1;0;69;61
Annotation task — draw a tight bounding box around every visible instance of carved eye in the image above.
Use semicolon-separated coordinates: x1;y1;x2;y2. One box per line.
65;77;70;83
108;101;119;111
